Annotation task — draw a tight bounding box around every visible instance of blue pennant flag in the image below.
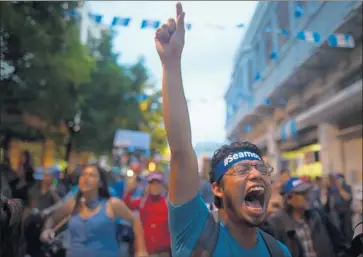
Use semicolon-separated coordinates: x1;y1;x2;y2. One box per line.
111;17;131;27
296;31;321;44
294;5;304;18
281;28;289;36
327;34;355;48
264;98;271;105
140;19;160;29
290;119;297;137
270;51;278;60
185;23;192;30
67;9;79;17
236;23;245;28
88;12;103;24
137;94;148;102
254;72;261;82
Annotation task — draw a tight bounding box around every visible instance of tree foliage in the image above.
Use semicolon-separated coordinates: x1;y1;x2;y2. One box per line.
1;1;167;158
74;31;167;155
1;1;94;143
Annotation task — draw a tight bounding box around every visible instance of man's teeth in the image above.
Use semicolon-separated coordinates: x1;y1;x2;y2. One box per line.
247;186;264;194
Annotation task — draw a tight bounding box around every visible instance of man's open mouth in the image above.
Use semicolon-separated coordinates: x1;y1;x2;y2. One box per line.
244;185;265;213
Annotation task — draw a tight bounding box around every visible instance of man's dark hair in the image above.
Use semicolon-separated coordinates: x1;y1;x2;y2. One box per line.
72;164;111;214
0;195;25;257
209;141;263;209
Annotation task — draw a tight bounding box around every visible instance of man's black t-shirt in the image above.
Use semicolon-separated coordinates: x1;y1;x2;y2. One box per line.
29;183;60;211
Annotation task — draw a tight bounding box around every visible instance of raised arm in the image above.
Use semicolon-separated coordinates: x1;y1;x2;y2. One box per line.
155;2;199;205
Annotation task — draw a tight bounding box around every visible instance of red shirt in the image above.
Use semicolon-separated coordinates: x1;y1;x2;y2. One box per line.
124;192;171;254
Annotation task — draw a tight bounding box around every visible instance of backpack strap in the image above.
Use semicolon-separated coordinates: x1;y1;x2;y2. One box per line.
191;210;220;257
259;229;286;257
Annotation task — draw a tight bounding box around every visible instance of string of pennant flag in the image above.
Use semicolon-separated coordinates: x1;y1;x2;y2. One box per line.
77;11;244;31
70;5;357;120
78;8;356;49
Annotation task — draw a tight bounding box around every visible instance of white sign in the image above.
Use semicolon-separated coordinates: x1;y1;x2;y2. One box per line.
113;129;151;150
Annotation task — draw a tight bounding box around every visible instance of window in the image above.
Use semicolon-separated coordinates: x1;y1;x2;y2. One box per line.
264;22;273;65
276;2;290;49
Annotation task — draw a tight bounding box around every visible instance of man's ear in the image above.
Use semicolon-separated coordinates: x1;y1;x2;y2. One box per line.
285;193;293;205
211;181;223;198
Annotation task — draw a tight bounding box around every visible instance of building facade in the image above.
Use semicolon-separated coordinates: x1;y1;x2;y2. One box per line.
225;2;362;187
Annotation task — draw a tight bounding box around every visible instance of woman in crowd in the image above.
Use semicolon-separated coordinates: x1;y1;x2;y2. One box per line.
0;194;24;257
40;164;148;257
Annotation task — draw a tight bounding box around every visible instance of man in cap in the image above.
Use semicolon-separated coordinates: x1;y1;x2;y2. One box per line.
26;166;61;257
326;172;353;239
124;172;171;257
28;166;61;212
266;177;350;257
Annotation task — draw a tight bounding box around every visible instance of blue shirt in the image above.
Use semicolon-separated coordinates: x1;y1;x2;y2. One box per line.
111;179;125;199
66;199;119;257
168;193;291;257
62;186;125;225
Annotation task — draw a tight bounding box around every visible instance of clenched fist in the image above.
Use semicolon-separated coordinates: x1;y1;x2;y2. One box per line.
155;2;185;65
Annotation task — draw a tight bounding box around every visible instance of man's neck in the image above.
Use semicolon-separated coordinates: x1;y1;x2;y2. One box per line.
82;191;98;202
292;208;305;221
219;209;258;248
41;182;51;193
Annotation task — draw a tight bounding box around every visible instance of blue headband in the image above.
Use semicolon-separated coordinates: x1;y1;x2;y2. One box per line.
213;151;262;181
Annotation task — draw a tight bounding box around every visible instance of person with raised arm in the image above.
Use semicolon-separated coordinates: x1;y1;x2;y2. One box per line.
155;3;291;257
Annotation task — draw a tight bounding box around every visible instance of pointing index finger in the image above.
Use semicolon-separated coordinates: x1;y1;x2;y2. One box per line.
176;2;183;18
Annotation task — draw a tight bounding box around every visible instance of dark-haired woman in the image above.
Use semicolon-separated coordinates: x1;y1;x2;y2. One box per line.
40;164;148;257
0;194;25;257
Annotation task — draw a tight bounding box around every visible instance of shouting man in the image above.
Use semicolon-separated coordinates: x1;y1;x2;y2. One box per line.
154;2;291;257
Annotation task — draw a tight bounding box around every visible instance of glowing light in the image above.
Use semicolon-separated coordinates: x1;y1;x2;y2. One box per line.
148;162;156;172
126;169;134;177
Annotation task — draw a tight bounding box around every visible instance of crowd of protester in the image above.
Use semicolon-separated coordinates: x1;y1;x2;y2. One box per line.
1;148;361;257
